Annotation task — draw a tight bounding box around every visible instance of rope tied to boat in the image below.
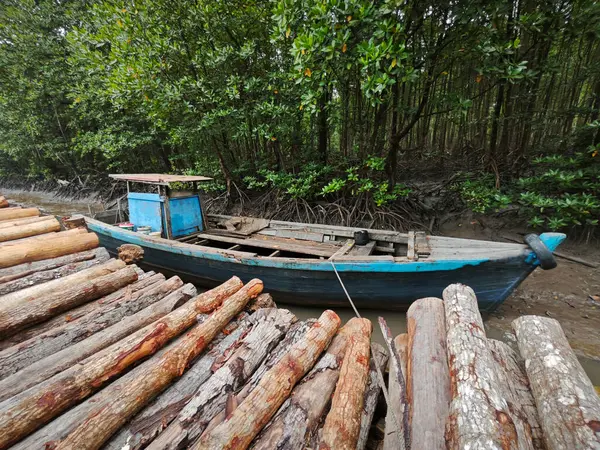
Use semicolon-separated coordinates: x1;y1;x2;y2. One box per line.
330;260;406;450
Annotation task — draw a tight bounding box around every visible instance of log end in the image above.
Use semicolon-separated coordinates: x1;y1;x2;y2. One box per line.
118;244;145;264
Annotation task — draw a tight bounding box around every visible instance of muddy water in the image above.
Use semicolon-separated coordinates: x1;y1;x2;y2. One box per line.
4;190;600;384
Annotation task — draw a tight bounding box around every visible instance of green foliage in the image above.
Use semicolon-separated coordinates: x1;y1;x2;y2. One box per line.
455;176;512;214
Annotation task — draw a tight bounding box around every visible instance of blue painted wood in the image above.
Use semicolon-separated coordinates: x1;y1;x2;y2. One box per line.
127;193;164;233
168;195;203;237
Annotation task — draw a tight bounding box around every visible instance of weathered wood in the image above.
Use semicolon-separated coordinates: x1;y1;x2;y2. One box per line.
245;292;276;312
357;342;389;450
0;216;61;242
62;216;86;229
0;197;7;208
0;283;196;401
407;231;416;260
512;315;600;450
330;239;355;259
488;339;544;449
0;276;246;449
406;297;450;450
194;310;341;450
444;283;533;450
55;279;264;450
383;333;408;450
0;275;180;378
0;214;54;230
148;308;296;450
118;243;144;264
0;247;107;283
0;265;137;338
0;207;39;221
0;231;99;269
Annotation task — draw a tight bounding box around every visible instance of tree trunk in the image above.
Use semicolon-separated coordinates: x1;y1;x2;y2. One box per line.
384;333;408;450
319;318;372;450
0;214;54;230
0;231;99;269
0;283;196;401
317;92;329;164
245;293;276;312
443;284;533;450
195;310;341;450
54;280;264;450
0;227;86;249
148;308;296;450
406;297;450;450
512;316;600;450
0;277;248;449
0;207;39;222
0;217;61;242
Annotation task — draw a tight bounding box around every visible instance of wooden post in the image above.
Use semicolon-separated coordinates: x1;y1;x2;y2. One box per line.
0;217;61;242
383;333;408;450
0;207;39;221
513;315;600;450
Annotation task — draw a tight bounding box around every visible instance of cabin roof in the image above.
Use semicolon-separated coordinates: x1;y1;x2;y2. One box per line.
109;173;213;186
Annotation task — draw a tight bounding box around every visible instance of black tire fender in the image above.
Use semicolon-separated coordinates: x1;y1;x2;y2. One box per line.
524;234;557;270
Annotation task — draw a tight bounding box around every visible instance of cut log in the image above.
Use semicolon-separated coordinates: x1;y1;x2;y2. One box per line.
0;197;8;208
55;279;264;450
357;342;389;450
444;283;533;450
0;247;107;283
148;308;296;450
512;315;600;450
0;283;196;401
0;216;61;243
0;207;39;221
0;265;138;338
406;297;450;450
194;309;341;450
0;275;179;378
246;292;276;312
252;318;362;450
0;276;247;449
0;214;54;230
0;227;87;249
0;231;99;269
488;339;544;449
118;244;144;264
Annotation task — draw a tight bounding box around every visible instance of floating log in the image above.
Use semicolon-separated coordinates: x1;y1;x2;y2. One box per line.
0;231;99;269
488;339;544;449
0;214;54;230
0;216;61;243
383;333;408;450
0;247;107;284
0;275;180;378
0;207;39;222
444;283;533;450
357;342;389;450
0;197;7;208
406;297;450;450
0;276;246;449
0;283;196;401
118;243;144;264
195;309;341;450
513;315;600;450
55;279;264;450
0;265;138;338
148;308;296;450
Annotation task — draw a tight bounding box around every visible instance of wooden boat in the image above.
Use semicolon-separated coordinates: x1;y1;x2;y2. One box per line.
85;174;566;312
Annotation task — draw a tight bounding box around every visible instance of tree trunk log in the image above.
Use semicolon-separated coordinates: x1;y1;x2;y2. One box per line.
0;276;246;449
194;310;341;450
512;315;600;450
0;227;86;249
0;247;107;284
251;318;363;449
357;342;389;450
246;293;276;312
0;214;54;230
0;207;39;222
0;197;8;208
55;279;264;450
0;271;163;350
488;339;544;450
148;308;296;450
444;283;533;450
0;283;196;401
0;265;138;338
383;333;408;450
0;231;99;269
0;217;61;242
406;297;450;450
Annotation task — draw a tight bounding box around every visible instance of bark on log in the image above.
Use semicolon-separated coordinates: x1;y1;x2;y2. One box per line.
194;310;341;450
245;293;276;312
0;231;99;269
0;214;54;230
406;297;450;450
0;265;138;338
251;318;361;450
512;315;600;450
0;217;61;242
0;207;39;221
148;308;296;450
444;283;533;450
488;339;544;450
357;342;389;450
118;244;144;264
55;279;264;450
0;276;247;449
0;283;196;401
0;275;179;378
0;197;8;208
0;247;107;283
